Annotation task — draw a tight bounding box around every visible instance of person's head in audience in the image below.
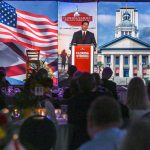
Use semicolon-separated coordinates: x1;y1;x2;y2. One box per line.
102;67;113;80
0;71;5;83
63;72;81;98
78;72;96;93
67;65;77;78
0;67;10;87
0;67;6;76
36;68;48;80
92;73;101;86
72;70;82;80
127;77;149;110
122;118;150;150
87;96;122;138
19;115;56;150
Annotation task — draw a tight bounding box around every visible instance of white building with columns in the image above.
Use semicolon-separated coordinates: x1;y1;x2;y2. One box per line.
98;7;150;79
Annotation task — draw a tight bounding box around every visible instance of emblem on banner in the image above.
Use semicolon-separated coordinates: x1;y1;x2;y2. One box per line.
80;48;85;51
62;6;93;26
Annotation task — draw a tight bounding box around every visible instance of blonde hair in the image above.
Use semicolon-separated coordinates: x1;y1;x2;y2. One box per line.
127;77;149;110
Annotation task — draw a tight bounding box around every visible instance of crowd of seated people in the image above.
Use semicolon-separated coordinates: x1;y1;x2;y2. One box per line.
1;65;150;150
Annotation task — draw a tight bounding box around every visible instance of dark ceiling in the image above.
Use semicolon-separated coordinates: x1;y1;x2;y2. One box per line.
59;0;150;2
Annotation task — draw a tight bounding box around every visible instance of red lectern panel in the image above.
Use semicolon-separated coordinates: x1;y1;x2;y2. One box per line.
71;44;94;73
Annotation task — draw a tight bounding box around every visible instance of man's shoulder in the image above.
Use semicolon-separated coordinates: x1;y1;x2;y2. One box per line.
78;129;126;150
78;138;110;150
87;30;94;35
102;79;117;86
74;30;82;34
78;140;94;150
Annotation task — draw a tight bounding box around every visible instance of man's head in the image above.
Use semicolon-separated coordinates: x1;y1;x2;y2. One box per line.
87;96;122;138
78;72;96;93
67;65;77;78
81;21;89;31
35;68;48;80
19;115;56;150
102;67;113;80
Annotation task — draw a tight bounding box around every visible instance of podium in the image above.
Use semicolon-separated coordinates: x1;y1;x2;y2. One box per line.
71;44;94;73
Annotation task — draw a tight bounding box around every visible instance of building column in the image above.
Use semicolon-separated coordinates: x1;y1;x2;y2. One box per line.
129;55;133;78
139;54;143;77
110;54;115;76
148;55;150;64
119;54;124;77
101;55;105;67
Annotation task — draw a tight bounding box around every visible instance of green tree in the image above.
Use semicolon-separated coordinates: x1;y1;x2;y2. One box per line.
97;61;103;73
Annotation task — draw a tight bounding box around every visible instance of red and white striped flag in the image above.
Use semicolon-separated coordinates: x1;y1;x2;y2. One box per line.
0;1;58;85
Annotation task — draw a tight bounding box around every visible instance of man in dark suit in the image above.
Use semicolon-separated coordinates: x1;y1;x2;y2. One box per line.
70;21;97;49
101;67;118;100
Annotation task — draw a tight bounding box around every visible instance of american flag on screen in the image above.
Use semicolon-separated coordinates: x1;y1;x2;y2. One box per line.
0;1;58;85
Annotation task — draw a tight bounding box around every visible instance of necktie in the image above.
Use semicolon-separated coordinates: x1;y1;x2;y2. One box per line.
82;31;86;40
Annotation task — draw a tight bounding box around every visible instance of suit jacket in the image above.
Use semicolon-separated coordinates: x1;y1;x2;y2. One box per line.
70;30;96;49
101;79;118;100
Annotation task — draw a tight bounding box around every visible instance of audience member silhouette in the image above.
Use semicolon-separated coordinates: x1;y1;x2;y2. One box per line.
101;67;118;100
79;96;125;150
19;115;56;150
59;65;77;87
0;67;10;88
67;72;111;150
127;77;150;122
